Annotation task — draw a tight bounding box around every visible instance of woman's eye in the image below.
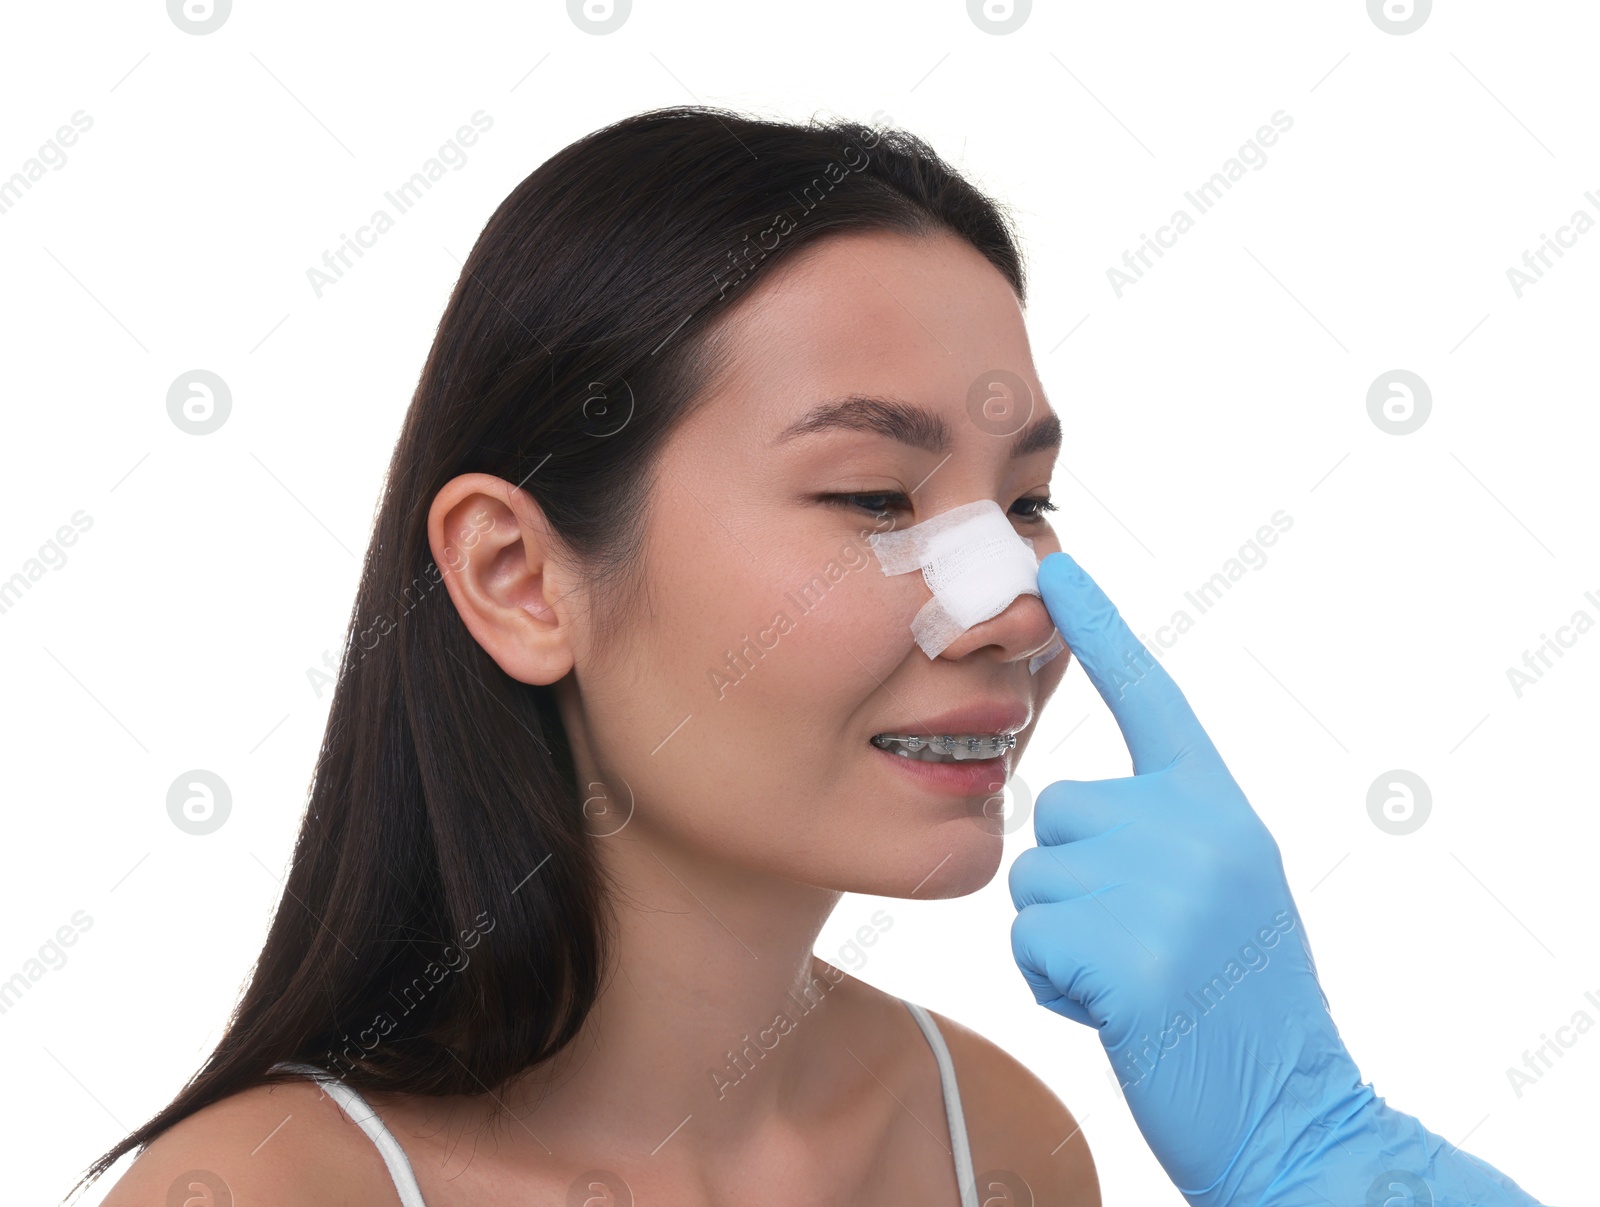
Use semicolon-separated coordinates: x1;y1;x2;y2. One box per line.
827;492;913;518
824;493;1056;523
1010;496;1058;522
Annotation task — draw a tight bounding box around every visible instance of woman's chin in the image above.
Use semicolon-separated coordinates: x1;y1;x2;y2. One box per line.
846;829;1004;900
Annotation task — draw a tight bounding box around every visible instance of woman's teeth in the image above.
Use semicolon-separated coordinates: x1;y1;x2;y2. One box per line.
870;733;1016;762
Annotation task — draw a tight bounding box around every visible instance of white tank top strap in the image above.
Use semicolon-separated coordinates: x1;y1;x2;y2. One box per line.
271;1061;427;1207
898;999;981;1207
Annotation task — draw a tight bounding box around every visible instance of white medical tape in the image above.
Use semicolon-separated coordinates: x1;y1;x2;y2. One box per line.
866;499;1067;673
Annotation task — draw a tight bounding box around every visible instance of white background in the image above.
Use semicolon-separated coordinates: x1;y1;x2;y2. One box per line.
1;2;1593;1204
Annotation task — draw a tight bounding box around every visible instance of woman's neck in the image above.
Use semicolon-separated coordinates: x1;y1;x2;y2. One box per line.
414;827;857;1165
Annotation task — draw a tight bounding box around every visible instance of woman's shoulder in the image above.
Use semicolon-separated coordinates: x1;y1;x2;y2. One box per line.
96;1074;405;1207
856;982;1101;1207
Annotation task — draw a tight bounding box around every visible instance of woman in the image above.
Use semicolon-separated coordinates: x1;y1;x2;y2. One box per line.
83;106;1100;1205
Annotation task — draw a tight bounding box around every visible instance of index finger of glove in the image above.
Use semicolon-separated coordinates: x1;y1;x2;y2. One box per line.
1037;550;1218;776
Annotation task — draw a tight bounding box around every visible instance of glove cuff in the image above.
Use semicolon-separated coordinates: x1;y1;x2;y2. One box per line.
1176;1031;1546;1207
1190;1067;1548;1207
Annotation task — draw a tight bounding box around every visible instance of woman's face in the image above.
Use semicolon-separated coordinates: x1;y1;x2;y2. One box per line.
549;227;1069;899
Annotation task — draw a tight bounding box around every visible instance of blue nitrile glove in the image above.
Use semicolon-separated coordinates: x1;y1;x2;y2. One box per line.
1008;551;1548;1207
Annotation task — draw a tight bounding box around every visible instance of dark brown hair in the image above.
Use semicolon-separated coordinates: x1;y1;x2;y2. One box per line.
77;102;1026;1192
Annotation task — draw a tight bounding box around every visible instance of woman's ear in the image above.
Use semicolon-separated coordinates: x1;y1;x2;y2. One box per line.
427;472;577;685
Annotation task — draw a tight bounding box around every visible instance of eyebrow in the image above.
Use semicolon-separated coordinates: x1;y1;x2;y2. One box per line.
772;394;1062;459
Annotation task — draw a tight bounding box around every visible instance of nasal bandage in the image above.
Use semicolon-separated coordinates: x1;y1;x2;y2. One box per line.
867;499;1067;674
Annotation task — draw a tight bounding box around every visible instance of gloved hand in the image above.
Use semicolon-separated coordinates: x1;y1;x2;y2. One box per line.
1008;551;1547;1207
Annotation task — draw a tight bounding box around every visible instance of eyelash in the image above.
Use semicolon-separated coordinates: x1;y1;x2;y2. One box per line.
823;492;1058;524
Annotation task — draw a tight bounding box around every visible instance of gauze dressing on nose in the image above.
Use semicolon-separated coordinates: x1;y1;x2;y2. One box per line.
867;499;1067;673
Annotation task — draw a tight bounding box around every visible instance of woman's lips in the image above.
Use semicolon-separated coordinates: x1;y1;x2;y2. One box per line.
870;740;1012;796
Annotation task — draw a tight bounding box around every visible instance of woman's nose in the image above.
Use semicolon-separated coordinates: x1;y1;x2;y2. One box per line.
935;589;1060;668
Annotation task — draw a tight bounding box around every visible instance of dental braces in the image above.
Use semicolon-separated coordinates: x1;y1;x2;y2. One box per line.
870;733;1017;757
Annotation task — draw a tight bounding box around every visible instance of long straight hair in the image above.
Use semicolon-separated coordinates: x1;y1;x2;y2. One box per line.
78;103;1026;1191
